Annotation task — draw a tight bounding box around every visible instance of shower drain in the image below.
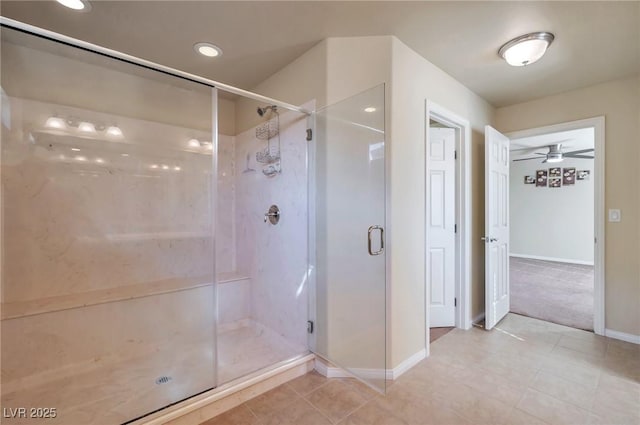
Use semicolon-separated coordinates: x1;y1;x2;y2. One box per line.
155;376;172;385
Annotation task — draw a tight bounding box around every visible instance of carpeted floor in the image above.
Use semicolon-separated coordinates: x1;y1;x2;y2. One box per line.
510;257;594;331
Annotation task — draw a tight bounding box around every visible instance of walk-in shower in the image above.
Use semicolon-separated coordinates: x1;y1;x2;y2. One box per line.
0;21;310;424
0;16;387;425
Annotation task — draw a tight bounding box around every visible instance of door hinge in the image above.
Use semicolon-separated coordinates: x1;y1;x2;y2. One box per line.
307;320;314;334
454;297;457;307
306;128;313;141
454;150;457;160
454;224;457;233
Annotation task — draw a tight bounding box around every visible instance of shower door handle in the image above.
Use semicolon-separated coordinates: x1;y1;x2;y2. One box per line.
368;225;384;256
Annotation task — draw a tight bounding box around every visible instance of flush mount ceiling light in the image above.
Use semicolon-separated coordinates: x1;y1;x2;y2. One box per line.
55;0;91;11
194;42;223;58
498;32;555;67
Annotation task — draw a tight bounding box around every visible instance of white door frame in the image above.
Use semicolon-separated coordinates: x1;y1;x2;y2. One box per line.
425;100;472;351
506;116;605;336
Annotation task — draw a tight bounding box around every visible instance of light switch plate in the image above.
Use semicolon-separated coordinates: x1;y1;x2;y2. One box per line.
608;209;621;222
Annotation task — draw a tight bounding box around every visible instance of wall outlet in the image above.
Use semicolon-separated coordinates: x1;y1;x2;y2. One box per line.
608;209;621;222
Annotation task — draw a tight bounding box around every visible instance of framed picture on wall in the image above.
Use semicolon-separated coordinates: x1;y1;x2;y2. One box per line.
524;176;535;184
536;169;547;187
577;170;591;180
549;167;561;178
549;177;562;188
563;168;576;185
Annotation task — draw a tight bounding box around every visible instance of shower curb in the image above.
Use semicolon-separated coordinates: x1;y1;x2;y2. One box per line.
134;353;315;425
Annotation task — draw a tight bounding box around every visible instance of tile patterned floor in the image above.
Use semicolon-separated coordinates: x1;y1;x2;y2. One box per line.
202;314;639;425
510;257;594;331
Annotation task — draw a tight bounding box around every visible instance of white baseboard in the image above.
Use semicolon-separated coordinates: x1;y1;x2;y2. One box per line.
605;329;640;345
391;348;426;379
509;253;594;266
314;348;426;381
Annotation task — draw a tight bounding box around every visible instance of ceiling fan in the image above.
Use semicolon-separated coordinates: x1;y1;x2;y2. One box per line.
512;142;594;163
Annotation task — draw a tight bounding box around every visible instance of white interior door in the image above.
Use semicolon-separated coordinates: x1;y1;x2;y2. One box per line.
484;125;510;330
427;126;456;327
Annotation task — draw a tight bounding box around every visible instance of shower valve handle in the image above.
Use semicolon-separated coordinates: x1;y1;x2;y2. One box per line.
264;205;281;224
264;211;280;222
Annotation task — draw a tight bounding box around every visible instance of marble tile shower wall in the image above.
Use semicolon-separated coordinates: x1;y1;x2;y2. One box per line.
216;134;236;274
233;106;309;351
3;98;215;303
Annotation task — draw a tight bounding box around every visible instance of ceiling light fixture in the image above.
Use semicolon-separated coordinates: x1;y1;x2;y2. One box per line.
194;42;223;58
364;107;377;113
55;0;91;11
188;138;201;148
498;32;554;67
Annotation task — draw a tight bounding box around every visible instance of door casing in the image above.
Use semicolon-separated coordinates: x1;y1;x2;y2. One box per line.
506;117;605;336
425;100;472;353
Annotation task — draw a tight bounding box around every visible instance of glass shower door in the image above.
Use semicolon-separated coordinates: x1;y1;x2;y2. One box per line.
1;26;216;424
312;84;386;392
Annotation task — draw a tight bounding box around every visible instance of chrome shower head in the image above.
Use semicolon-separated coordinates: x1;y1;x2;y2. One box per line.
257;105;277;117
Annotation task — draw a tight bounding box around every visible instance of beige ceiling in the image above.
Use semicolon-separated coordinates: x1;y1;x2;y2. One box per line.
1;1;638;107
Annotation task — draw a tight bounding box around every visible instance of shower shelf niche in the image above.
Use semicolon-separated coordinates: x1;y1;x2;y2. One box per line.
1;272;249;320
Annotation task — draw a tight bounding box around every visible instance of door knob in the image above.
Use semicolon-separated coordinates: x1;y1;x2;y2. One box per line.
481;237;499;242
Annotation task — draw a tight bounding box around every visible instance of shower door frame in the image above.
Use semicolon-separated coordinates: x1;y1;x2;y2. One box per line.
0;17;312;117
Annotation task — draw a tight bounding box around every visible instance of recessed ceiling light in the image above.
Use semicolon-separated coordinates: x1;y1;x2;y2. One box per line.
174;166;181;171
55;0;91;11
498;32;554;67
95;158;104;164
78;121;96;133
150;164;159;169
194;42;223;58
121;153;129;157
45;116;66;129
106;126;123;138
75;155;87;161
161;164;169;170
71;148;81;152
364;107;377;113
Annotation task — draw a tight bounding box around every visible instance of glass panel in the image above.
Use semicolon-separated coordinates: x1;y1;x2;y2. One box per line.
215;95;310;384
312;85;386;392
1;27;215;423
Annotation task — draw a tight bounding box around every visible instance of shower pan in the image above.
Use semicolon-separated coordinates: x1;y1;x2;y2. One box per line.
0;16;387;425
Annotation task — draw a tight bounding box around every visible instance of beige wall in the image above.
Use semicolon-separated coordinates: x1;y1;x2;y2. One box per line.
218;97;236;136
495;75;640;336
235;40;328;134
389;38;494;366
